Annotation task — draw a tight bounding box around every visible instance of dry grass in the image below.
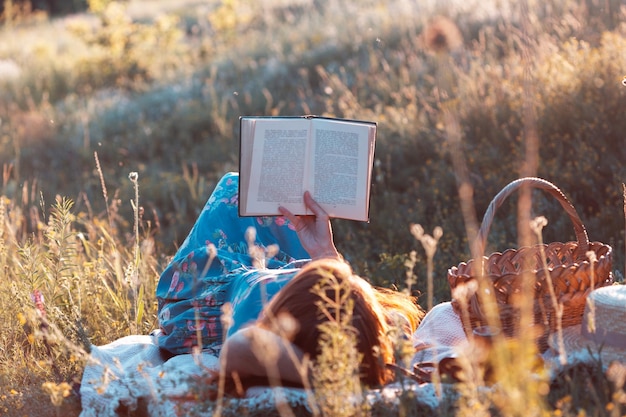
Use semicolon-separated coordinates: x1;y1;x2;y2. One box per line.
0;0;625;415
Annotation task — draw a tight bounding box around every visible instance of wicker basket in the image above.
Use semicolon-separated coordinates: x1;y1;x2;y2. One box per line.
447;177;613;350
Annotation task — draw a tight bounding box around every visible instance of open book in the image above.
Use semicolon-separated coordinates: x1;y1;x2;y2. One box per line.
239;115;377;221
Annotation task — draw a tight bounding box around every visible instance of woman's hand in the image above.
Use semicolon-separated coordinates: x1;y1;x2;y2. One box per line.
278;191;341;260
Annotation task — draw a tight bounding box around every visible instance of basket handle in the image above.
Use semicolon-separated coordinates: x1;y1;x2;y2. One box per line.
476;177;589;257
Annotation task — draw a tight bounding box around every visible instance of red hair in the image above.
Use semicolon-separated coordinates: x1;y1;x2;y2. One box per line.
374;286;424;334
257;259;418;386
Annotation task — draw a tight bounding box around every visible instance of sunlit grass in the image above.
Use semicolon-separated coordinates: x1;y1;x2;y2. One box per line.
0;0;625;415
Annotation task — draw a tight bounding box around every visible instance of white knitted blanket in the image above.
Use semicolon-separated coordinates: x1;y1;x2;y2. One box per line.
79;335;442;416
80;302;580;416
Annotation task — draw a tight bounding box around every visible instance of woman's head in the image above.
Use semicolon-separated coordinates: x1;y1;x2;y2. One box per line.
257;258;393;386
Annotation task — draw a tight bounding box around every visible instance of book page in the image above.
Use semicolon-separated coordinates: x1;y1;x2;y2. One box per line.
240;116;376;220
310;119;375;221
244;118;311;215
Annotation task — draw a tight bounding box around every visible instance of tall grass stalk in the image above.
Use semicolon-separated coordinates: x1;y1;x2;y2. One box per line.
94;152;112;230
442;108;499;331
514;4;543;373
127;171;142;334
311;272;364;417
410;224;442;311
531;216;566;366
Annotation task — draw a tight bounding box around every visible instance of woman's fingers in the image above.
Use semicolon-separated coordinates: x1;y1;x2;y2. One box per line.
279;191;327;219
279;191;326;232
278;205;307;232
278;205;296;222
278;192;339;260
303;191;328;219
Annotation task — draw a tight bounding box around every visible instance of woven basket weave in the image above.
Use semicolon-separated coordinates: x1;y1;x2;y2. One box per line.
447;177;613;350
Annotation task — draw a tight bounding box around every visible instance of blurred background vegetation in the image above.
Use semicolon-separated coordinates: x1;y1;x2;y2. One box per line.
2;0;623;302
0;0;625;414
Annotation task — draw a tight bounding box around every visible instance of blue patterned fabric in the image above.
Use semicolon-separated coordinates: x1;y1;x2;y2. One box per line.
155;172;310;355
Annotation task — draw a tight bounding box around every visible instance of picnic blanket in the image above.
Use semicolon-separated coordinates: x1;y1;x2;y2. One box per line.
80;302;588;416
78;334;442;417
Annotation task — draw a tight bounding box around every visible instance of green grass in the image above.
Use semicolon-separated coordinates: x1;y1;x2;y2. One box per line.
0;0;625;415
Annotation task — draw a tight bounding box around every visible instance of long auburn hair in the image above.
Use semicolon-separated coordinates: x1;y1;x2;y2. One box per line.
257;258;417;386
373;286;424;334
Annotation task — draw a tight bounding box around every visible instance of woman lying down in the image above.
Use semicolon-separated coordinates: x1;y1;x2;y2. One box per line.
79;172;424;415
211;257;421;396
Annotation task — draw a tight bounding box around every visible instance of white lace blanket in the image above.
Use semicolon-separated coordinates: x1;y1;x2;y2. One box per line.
80;302;584;416
79;335;442;417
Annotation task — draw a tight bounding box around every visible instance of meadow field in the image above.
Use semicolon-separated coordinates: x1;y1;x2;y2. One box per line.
0;0;625;415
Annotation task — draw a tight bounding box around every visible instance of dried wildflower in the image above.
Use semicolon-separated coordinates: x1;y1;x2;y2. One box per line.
311;274;363;417
452;279;478;303
220;302;234;334
265;243;279;260
273;311;299;340
30;289;46;318
245;226;256;244
529;216;548;236
421;16;463;54
206;242;217;259
411;224;442;309
404;250;417;291
586;297;596;334
606;361;626;390
42;382;72;406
